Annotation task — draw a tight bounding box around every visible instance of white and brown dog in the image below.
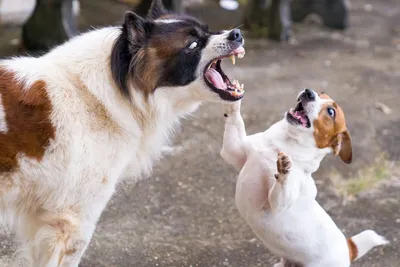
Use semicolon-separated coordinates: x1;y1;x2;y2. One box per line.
0;0;246;266
220;89;388;267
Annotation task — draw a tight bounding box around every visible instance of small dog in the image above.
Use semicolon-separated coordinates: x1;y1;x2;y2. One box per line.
0;0;245;266
220;89;388;267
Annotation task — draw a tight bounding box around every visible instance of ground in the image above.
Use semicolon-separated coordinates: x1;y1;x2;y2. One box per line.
0;0;399;266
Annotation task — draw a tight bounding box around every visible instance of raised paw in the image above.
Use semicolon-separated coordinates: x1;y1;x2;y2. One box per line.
276;152;292;176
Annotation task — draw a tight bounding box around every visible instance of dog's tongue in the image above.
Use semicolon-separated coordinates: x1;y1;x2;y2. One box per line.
205;68;227;89
299;115;308;126
294;111;308;127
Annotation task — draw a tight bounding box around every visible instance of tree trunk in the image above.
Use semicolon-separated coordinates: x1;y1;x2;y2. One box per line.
135;0;183;17
22;0;78;53
243;0;270;38
244;0;348;40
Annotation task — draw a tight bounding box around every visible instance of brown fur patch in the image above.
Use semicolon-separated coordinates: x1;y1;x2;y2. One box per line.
347;238;358;262
313;94;352;163
130;27;194;95
71;76;121;133
0;67;55;172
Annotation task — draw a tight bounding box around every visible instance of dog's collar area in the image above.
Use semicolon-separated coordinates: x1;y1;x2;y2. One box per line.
204;46;245;102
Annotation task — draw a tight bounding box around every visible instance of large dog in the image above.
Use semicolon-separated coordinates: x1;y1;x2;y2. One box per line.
220;89;388;266
0;0;245;265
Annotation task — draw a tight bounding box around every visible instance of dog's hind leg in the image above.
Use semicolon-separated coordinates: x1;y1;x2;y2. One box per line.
15;212;93;267
220;101;247;170
273;258;304;267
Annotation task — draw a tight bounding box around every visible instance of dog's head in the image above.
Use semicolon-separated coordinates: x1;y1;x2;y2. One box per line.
111;0;245;102
285;89;352;164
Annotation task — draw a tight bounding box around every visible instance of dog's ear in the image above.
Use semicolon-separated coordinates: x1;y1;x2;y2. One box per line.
124;11;154;43
331;130;352;164
147;0;168;20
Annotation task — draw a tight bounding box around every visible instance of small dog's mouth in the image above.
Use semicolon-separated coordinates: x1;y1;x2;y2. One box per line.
204;46;245;101
286;101;311;128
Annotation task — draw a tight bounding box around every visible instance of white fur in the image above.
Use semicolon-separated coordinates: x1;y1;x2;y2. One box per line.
351;230;389;261
0;94;8;133
0;26;243;266
155;19;182;24
220;91;388;267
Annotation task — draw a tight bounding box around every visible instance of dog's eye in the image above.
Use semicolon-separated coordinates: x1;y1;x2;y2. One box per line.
188;41;198;50
327;107;336;118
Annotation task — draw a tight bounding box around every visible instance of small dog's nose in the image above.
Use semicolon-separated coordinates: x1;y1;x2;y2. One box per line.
227;29;243;43
303;88;315;101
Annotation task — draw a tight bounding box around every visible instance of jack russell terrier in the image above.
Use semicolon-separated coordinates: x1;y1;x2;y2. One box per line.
220;89;388;267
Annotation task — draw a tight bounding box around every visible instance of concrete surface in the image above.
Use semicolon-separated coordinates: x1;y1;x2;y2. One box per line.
0;0;399;266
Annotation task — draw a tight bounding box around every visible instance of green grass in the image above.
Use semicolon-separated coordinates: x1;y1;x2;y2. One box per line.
331;154;395;196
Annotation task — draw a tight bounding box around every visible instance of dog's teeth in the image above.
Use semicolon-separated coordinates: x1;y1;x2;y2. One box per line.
230;55;236;65
241;84;244;90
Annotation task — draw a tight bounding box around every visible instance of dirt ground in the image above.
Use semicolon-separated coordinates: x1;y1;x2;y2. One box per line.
0;0;399;266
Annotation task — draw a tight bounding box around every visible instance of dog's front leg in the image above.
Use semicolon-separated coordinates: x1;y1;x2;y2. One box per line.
268;152;299;212
220;101;247;170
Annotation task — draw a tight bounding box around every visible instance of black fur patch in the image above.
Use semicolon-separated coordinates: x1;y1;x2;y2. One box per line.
110;25;132;97
110;4;211;98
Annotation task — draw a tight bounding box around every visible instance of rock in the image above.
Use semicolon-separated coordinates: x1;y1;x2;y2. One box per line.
364;4;373;12
375;102;392;114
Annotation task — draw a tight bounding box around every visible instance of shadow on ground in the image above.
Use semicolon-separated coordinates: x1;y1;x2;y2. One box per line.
0;0;399;266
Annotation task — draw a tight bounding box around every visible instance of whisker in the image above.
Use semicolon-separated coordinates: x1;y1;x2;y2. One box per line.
228;23;245;31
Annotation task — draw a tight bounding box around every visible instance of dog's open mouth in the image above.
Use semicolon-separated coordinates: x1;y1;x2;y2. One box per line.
286;101;311;128
204;47;245;101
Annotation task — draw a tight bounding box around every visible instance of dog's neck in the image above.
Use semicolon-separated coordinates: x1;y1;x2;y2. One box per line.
264;119;332;174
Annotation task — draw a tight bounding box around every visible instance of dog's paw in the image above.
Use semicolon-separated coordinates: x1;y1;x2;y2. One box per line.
224;100;241;117
276;152;292;176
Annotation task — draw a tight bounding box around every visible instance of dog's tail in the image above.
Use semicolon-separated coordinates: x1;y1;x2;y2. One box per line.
347;230;389;262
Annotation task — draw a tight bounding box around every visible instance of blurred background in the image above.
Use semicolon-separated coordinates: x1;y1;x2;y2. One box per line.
0;0;399;266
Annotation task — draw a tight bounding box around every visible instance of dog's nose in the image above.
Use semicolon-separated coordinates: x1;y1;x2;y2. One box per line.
227;29;243;43
302;89;315;101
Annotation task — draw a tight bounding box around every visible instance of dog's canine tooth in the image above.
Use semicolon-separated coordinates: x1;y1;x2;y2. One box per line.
230;55;236;65
241;84;244;90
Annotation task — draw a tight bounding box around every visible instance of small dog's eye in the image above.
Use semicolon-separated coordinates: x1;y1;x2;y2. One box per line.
188;41;198;50
327;107;336;118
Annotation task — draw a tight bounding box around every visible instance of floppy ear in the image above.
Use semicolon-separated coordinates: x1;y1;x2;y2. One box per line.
123;11;154;44
331;130;352;164
147;0;168;20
